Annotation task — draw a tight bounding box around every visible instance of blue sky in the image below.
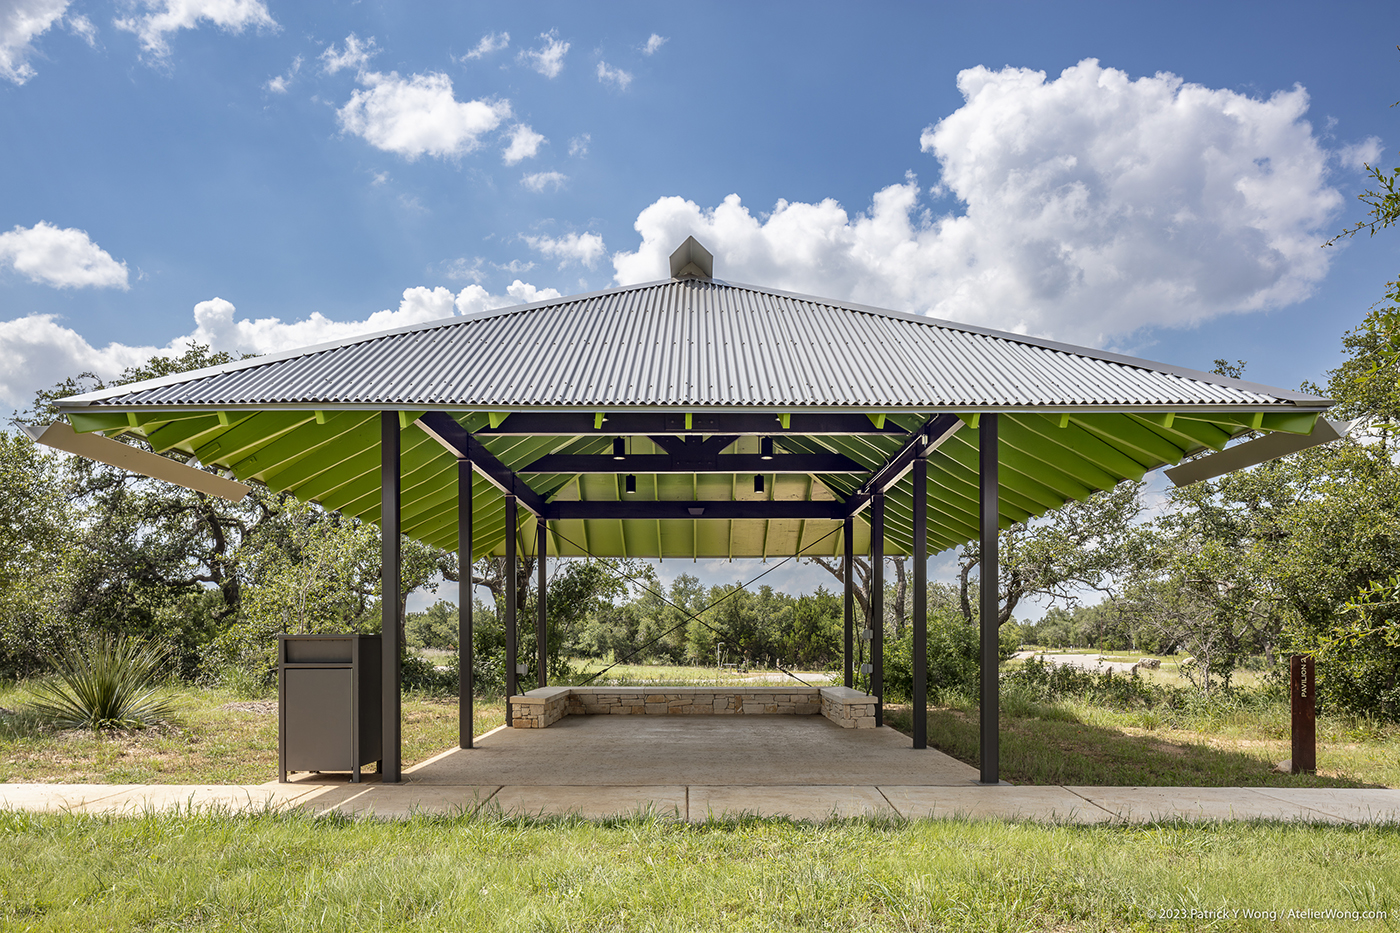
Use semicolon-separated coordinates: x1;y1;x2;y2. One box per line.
3;0;1399;611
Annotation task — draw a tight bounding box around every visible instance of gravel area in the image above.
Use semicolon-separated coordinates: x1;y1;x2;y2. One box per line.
220;701;277;715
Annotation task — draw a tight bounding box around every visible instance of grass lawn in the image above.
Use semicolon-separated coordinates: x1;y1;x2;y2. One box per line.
1;809;1396;931
4;665;1398;789
0;682;506;785
885;700;1400;789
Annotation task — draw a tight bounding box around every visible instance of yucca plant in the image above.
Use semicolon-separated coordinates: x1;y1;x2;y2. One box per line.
27;634;176;731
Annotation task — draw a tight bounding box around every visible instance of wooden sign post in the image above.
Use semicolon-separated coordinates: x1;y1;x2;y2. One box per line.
1290;654;1316;775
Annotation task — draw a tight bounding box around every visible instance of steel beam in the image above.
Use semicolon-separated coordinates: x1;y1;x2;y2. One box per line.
416;412;547;517
979;414;1000;784
536;517;547;689
458;458;473;749
871;492;885;728
645;434;739;461
913;456;928;749
845;413;963;517
519;452;867;474
475;412;913;436
545;500;846;521
380;412;402;783
505;496;518;726
843;516;854;690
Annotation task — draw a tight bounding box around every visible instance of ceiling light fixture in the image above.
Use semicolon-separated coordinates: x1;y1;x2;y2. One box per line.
613;437;626;460
760;436;774;460
625;474;636;494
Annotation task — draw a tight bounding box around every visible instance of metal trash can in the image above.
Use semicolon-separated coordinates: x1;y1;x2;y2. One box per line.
278;634;382;783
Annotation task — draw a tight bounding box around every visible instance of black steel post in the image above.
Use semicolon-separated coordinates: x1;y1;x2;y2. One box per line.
505;495;518;726
979;414;1000;784
380;412;402;783
871;492;885;727
458;459;473;749
843;516;854;690
913;455;928;749
536;517;547;689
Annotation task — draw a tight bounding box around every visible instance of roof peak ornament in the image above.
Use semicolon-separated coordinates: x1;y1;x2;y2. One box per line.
669;236;714;280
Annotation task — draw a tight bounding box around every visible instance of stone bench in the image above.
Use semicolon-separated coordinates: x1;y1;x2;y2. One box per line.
509;685;878;729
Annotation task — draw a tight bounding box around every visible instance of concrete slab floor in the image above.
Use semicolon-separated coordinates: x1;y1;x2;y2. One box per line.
691;785;894;821
490;785;687;820
1065;787;1382;824
880;785;1119;823
1249;787;1400;824
409;715;980;787
75;784;322;815
0;784;128;812
295;784;503;819
4;782;1400;823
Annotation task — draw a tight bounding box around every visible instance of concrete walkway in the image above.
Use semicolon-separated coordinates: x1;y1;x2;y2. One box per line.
3;717;1398;824
5;778;1400;824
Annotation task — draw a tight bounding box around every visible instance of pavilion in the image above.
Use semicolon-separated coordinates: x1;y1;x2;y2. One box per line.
45;237;1339;785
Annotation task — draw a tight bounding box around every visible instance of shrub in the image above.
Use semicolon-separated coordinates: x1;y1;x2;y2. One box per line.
883;613;1021;701
1003;655;1165;709
26;634;176;730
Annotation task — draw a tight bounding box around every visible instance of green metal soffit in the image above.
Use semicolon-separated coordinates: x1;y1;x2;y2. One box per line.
63;407;1319;561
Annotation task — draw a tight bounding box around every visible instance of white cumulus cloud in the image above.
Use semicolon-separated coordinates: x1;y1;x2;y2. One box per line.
464;30;507;59
1;0;70;83
320;32;376;74
568;133;589;157
0;222;129;289
521;170;567;192
0;314;158;413
263;53;300;93
596;60;631;90
456;280;562;315
115;0;276;59
613;60;1345;346
65;11;93;45
502;123;544;164
524;232;605;269
1338;135;1384;172
642;33;666;55
0;280;568;411
188;287;464;353
519;29;567;78
337;70;511;160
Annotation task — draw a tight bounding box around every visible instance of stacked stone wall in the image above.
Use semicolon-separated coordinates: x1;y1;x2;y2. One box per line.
819;687;877;729
509;685;877;728
509;688;570;729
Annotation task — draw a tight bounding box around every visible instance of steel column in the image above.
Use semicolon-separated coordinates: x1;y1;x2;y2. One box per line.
913;455;928;749
536;517;547;689
504;495;518;725
871;492;885;727
843;516;854;690
979;414;1000;784
457;459;473;749
380;412;402;783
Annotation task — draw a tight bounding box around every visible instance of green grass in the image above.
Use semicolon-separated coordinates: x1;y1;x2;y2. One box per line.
1;809;1396;931
886;695;1400;788
0;682;505;785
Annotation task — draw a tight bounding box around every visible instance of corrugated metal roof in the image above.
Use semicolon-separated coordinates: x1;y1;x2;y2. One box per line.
61;278;1327;412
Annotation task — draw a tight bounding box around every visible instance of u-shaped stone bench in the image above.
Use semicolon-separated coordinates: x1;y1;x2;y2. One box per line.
509;685;878;730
